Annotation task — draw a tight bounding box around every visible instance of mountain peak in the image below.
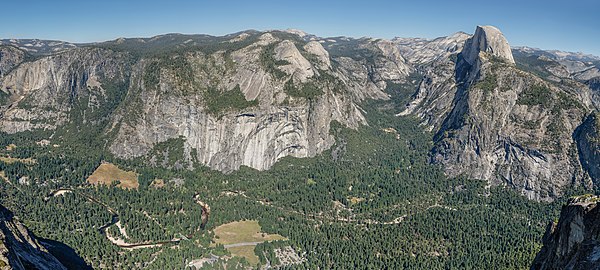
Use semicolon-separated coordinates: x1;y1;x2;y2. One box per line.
462;25;515;65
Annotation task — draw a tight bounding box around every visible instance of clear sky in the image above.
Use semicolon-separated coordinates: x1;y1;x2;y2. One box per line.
2;0;599;55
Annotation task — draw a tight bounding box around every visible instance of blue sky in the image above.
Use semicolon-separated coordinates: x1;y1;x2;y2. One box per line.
2;0;599;55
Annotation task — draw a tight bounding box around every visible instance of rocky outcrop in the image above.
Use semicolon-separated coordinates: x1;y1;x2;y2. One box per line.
395;32;470;129
0;46;25;79
461;25;515;65
575;112;600;184
303;41;331;70
394;31;470;65
374;40;412;79
274;40;315;82
0;204;66;270
0;48;130;133
0;31;403;172
1;28;597;191
399;25;594;200
531;195;600;270
0;39;77;56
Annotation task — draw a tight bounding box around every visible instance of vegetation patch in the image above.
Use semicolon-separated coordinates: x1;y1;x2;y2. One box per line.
516;84;553;107
150;178;165;188
260;43;290;80
474;73;497;93
148;136;186;166
385;73;423;109
204;84;258;116
514;54;555;79
283;79;323;99
0;90;9;105
86;162;139;189
143;61;161;91
554;91;583;112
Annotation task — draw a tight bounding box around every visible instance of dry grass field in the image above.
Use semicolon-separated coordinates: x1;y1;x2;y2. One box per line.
86;162;139;189
213;220;286;265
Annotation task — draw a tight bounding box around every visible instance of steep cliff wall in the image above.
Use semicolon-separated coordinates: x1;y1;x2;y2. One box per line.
0;205;66;270
576;112;600;183
532;195;600;270
399;26;595;200
0;32;410;172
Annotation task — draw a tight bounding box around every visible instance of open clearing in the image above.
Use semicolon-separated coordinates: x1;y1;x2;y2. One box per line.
213;220;286;245
86;162;139;189
0;156;36;164
150;178;165;188
213;220;286;265
5;144;16;151
228;246;260;265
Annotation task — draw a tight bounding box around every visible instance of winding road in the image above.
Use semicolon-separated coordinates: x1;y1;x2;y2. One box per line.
46;188;210;249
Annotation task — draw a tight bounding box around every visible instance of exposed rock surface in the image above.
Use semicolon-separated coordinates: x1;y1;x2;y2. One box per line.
399;25;596;200
303;41;331;70
395;32;470;129
394;31;470;65
0;204;66;270
0;28;598;196
374;40;412;78
274;40;315;82
0;31;408;172
532;195;600;270
0;48;130;133
512;47;600;104
0;39;77;56
575;112;600;183
0;46;25;79
461;25;515;65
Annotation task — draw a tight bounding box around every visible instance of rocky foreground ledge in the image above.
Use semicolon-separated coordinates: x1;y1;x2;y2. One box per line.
532;194;600;270
0;204;67;270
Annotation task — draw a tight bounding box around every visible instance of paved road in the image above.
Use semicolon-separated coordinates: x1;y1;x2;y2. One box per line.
223;241;264;248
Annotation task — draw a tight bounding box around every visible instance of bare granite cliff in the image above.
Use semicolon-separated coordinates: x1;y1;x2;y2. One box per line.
575;112;600;183
532;195;600;270
461;25;515;66
0;205;66;270
0;47;130;133
399;26;595;200
0;46;25;78
0;31;409;172
0;28;598;197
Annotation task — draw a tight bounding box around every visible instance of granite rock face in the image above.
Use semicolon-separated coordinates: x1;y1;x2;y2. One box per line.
395;32;470;130
1;31;407;172
531;195;600;270
0;28;598;197
575;112;600;183
461;25;515;65
274;40;315;82
0;48;130;133
0;46;25;79
303;41;331;70
0;205;66;270
399;25;595;200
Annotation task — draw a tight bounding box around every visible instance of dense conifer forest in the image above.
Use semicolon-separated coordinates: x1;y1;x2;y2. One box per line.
0;90;575;269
